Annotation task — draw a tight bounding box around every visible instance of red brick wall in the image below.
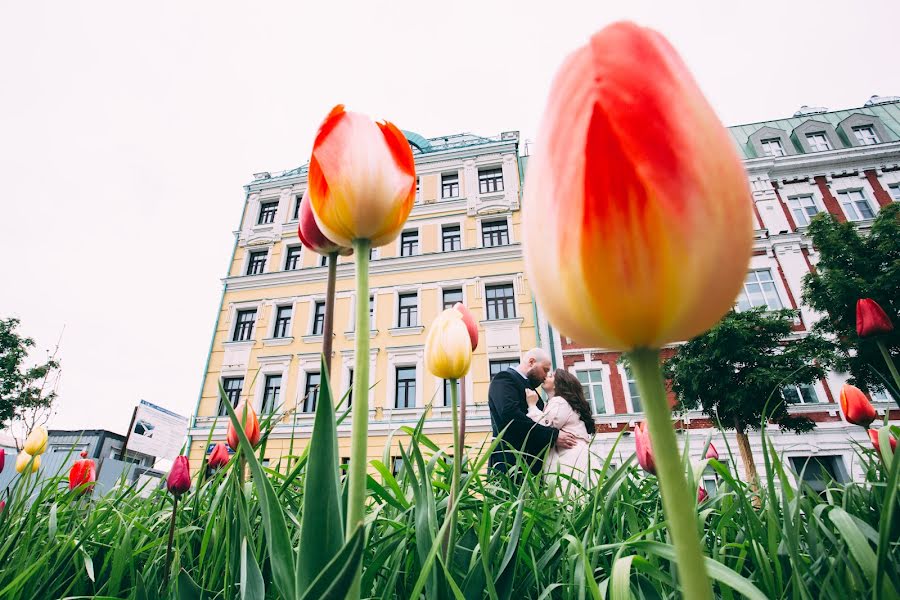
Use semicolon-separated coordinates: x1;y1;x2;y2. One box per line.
864;169;893;207
814;175;846;222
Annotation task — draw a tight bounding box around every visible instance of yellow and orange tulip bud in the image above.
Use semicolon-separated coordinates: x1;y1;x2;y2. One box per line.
839;384;877;428
307;105;416;248
23;426;48;456
425;308;473;380
227;401;261;452
15;451;40;474
523;22;753;350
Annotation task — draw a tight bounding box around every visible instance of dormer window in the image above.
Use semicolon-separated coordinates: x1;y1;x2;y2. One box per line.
760;138;785;157
852;125;879;145
805;132;832;152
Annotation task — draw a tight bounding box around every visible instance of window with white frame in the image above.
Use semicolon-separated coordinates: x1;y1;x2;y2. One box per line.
789;455;846;493
489;359;518;378
349;295;375;332
761;138;785;157
344;368;353;407
481;219;509;247
441;173;459;199
485;283;515;320
805;132;832;152
261;374;282;413
781;383;819;404
311;301;325;335
442;224;462;252
292;195;302;221
478;167;504;193
284;246;302;271
870;388;891;403
302;372;320;413
889;184;900;202
623;366;642;412
319;255;328;267
400;230;419;256
442;378;453;407
395;366;417;408
219;377;244;415
246;250;267;275
852;125;879;146
257;201;278;225
273;305;292;338
232;309;257;342
442;288;463;310
837;189;876;221
787;195;820;227
577;369;606;414
397;293;418;328
736;269;783;311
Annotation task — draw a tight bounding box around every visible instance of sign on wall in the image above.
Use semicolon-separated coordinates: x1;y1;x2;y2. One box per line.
127;400;189;460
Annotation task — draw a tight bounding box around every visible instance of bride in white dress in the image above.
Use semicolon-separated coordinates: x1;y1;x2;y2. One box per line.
526;369;598;494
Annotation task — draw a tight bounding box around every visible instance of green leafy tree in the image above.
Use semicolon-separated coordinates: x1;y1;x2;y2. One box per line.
0;317;61;433
802;202;900;395
664;308;835;485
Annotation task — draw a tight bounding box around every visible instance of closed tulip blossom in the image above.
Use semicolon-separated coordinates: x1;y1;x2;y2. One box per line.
856;299;893;338
697;487;709;503
840;384;877;428
634;422;656;475
207;442;230;470
68;451;96;494
167;456;191;496
0;448;4;472
868;429;897;455
705;443;719;461
307;105;416;249
227;401;261;451
453;303;479;351
425;308;474;380
297;190;352;257
15;451;40;474
23;426;48;456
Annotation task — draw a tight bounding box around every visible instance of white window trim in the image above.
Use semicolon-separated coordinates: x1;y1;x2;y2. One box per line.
835;187;877;221
253;195;282;228
480;276;520;321
393;286;422;329
265;300;296;340
438;281;469;315
476;214;514;249
786;452;850;485
785;193;824;227
440;169;463;200
385;346;425;412
476;163;506;196
288;191;305;223
616;362;642;414
282;244;303;271
569;356;614;416
738;255;792;312
241;246;273;277
439;218;467;252
305;296;327;337
226;300;263;344
293;353;322;417
399;227;421;257
339;349;379;411
781;380;827;405
346;290;378;334
253;356;291;415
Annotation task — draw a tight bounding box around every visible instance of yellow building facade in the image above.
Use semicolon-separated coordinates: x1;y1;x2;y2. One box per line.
187;131;550;470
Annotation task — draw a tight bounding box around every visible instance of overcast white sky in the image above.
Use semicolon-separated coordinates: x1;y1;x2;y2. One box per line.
1;1;897;435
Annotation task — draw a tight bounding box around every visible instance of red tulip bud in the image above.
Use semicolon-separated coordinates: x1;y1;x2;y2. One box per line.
68;451;97;494
227;401;261;451
0;448;5;472
634;422;656;475
207;442;230;469
705;443;719;461
167;456;191;496
0;500;5;513
453;303;479;351
298;191;353;257
868;429;897;454
856;299;893;338
839;384;877;428
697;487;708;503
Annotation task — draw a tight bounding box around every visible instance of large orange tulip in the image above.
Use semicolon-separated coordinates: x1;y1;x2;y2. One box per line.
227;401;261;451
523;22;753;350
839;384;877;427
307;105;416;248
425;308;473;380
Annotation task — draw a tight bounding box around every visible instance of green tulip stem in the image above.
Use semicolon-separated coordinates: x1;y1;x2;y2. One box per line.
346;238;371;600
322;251;338;378
443;377;461;560
876;340;900;409
629;347;712;600
163;495;178;589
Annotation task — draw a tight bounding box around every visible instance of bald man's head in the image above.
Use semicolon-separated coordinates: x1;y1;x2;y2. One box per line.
519;347;552;388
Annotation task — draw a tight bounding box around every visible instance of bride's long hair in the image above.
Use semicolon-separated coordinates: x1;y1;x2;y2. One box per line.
552;369;595;437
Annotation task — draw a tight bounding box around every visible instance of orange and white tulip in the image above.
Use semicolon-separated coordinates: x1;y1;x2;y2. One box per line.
307;105;416;248
523;22;753;350
425;308;473;380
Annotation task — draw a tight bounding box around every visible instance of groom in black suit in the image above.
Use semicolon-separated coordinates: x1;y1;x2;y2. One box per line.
488;348;578;475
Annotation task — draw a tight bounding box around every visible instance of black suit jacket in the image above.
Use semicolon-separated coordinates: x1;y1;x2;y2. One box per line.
488;368;558;475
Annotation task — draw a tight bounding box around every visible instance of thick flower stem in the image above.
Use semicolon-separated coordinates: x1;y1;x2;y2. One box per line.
629;347;712;600
164;495;178;588
442;378;461;560
322;251;338;378
876;340;900;409
346;238;371;600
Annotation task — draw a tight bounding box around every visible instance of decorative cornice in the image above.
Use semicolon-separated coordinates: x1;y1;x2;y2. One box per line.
744;141;900;180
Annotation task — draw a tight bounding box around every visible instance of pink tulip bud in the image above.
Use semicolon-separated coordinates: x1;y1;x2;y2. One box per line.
297;190;352;257
868;429;897;454
697;487;708;503
634;422;656;475
207;442;230;469
0;448;4;472
167;456;191;496
227;401;261;451
705;443;719;461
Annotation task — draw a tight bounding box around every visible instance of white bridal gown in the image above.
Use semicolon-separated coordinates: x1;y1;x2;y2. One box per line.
527;397;599;494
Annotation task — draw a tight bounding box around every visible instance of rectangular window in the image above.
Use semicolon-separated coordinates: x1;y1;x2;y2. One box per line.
284;246;302;270
397;293;418;328
345;368;353;407
311;301;326;335
481;219;509;247
442;378;453;407
442;224;462;252
485;283;515;320
889;184;900;202
395;366;417;408
736;269;783;311
273;305;292;338
870;388;891;403
805;132;832;152
442;288;463;310
319;255;328;267
852;125;879;145
349;296;375;332
787;195;820;227
391;456;403;476
415;177;421;203
261;374;282;413
577;369;606;414
219;377;244;415
441;173;459;198
489;359;519;378
789;455;845;493
400;230;419;256
292;195;302;221
837;190;876;221
246;250;267;275
782;383;819;404
232;309;257;342
761;138;785;157
257;201;278;225
302;372;320;413
624;366;642;412
478;167;504;194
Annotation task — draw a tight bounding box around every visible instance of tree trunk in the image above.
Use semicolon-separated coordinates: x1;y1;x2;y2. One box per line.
734;421;760;507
